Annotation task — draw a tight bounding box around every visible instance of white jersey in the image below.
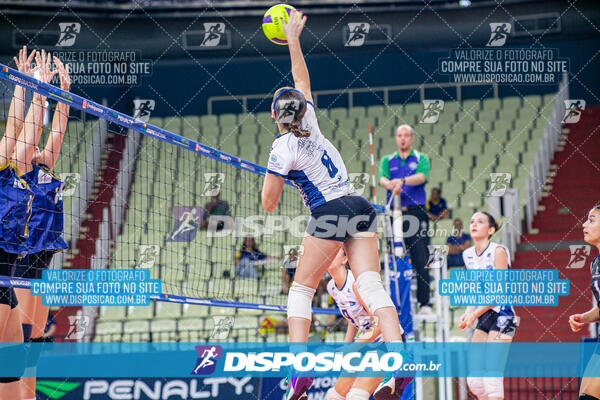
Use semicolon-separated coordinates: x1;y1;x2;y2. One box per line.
267;102;354;211
327;270;377;335
462;242;515;315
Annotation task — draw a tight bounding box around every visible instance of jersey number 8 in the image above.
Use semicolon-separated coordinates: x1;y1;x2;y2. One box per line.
321;150;338;178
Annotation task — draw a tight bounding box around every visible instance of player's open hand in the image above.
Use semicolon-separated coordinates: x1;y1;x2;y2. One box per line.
35;50;58;84
53;57;71;91
568;314;585;332
14;46;37;77
282;9;307;43
458;311;476;331
458;312;467;330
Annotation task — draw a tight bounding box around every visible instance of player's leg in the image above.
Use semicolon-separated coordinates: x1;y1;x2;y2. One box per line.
0;303;9;340
347;377;383;400
287;234;342;342
466;329;490;400
285;235;341;400
344;235;402;343
326;376;356;399
580;352;600;398
14;260;35;399
20;297;48;400
483;314;516;400
14;289;34;340
580;377;600;398
346;200;409;400
17;251;52;400
30;252;52;340
0;307;24;400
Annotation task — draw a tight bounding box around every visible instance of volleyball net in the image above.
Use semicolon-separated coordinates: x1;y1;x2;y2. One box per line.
0;63;400;343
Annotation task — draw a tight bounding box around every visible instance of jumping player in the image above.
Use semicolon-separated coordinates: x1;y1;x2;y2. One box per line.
568;205;600;400
261;10;405;400
458;211;517;400
323;248;411;400
13;55;70;400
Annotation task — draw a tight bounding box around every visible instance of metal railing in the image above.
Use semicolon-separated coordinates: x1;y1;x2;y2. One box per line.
484;72;568;259
523;71;568;233
207;81;499;115
487;188;521;261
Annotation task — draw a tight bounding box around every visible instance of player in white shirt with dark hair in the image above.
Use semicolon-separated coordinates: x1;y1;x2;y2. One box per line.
261;9;405;400
321;248;411;400
458;211;517;400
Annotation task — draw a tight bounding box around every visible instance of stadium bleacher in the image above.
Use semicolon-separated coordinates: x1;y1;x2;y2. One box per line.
51;120;98;244
95;93;557;342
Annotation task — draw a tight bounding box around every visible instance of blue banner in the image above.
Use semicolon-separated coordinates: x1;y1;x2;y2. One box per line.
1;342;599;378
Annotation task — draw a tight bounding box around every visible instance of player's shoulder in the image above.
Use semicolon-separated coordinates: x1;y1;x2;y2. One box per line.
38;163;59;178
489;241;508;254
345;270;356;288
270;132;298;152
326;278;337;296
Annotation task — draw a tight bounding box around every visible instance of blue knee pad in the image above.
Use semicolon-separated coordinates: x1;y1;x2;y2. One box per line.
22;323;32;342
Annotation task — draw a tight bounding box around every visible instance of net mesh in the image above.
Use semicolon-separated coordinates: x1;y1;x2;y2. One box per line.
0;69;350;343
112;126;308;307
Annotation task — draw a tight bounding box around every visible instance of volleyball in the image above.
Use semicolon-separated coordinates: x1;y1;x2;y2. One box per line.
262;4;295;45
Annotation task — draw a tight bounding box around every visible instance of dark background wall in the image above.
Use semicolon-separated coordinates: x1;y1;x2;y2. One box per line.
1;0;598;116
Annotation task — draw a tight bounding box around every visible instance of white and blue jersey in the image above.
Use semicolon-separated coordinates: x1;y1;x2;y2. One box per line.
462;242;515;316
266;102;354;211
327;270;383;341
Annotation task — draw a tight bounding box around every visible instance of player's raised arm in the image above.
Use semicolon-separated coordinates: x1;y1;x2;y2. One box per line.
14;50;56;174
282;10;313;104
39;57;70;169
0;47;37;166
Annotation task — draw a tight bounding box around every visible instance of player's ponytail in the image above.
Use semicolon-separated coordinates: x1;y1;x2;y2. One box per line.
481;211;501;238
273;87;310;138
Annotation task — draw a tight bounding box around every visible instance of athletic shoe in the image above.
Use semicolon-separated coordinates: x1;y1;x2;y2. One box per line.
372;375;414;400
283;373;314;400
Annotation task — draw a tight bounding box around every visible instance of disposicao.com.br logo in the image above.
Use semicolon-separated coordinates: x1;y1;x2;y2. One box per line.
223;351;406;373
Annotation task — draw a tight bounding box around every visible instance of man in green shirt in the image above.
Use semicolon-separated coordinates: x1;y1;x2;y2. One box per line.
379;124;432;313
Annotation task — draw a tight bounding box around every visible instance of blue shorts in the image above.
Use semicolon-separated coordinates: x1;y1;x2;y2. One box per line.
14;250;54;280
306;195;377;242
0;249;18;309
476;309;518;338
